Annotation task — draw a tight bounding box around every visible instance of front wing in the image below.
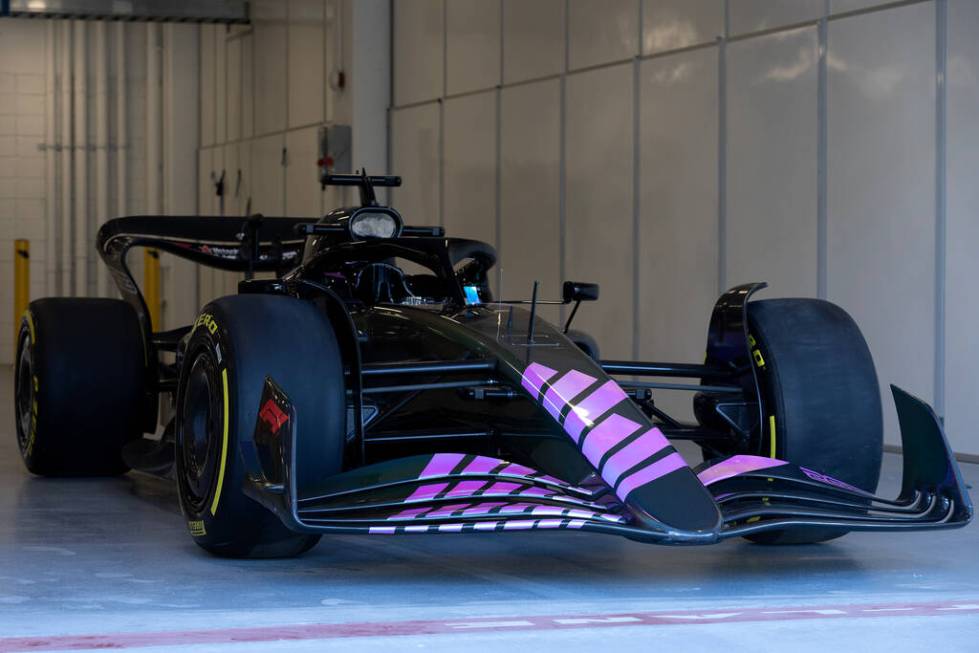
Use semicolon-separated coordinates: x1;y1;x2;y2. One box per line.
242;381;972;544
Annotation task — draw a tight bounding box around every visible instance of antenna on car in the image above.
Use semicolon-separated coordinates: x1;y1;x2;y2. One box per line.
527;281;539;344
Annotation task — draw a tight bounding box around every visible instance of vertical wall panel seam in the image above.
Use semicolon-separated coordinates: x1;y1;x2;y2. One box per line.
817;1;828;300
442;0;448;98
717;0;729;295
494;87;502;295
214;26;219;166
496;0;504;293
437;0;446;228
934;0;947;418
558;0;569;322
387;0;394;204
437;98;444;227
632;0;642;360
563;0;570;71
282;9;289;214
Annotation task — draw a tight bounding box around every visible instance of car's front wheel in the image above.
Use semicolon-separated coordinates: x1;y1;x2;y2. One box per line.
743;298;883;544
175;295;346;558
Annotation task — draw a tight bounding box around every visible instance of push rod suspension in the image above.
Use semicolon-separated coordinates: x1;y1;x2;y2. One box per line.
601;360;733;379
361;360;496;376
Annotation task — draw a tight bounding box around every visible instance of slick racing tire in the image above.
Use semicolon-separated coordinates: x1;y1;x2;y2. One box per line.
176;295;345;559
14;298;146;476
744;298;883;545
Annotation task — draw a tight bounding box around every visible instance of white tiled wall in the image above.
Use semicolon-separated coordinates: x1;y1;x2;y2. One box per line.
0;19;158;363
391;0;978;453
0;20;46;365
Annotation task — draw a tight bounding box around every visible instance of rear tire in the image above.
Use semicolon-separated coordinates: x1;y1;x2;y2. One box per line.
744;298;883;544
175;295;345;558
14;298;146;476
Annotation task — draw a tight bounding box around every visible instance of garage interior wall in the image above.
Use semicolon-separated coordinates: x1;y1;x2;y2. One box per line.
196;0;387;304
390;0;979;456
0;18;199;364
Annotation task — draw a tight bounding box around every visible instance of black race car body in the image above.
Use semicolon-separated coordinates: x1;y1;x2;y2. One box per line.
88;173;970;547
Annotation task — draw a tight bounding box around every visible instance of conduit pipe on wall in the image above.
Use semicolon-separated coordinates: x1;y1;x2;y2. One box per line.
145;23;163;328
72;20;88;297
94;20;110;298
43;21;57;297
59;20;72;295
115;21;128;288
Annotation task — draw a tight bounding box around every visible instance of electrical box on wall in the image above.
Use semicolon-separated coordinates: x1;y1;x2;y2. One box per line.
318;125;352;187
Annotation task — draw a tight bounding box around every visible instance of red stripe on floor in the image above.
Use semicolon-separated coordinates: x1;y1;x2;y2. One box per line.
1;600;976;651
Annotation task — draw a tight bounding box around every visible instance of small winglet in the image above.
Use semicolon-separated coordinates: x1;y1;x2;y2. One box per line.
892;385;973;523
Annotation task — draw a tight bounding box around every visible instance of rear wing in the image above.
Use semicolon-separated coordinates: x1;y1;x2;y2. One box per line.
97;215;308;275
96;215;310;365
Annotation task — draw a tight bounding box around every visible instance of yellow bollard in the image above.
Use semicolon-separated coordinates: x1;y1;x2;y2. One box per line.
14;240;29;345
144;248;161;332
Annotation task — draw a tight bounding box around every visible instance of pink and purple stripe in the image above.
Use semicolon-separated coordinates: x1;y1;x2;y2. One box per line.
563;380;629;442
580;414;644;470
696;455;788;487
407;483;449;501
542;370;598;421
616;452;687;499
521;362;558;399
518;362;697;504
461;456;501;475
601;427;671;487
419;453;465;478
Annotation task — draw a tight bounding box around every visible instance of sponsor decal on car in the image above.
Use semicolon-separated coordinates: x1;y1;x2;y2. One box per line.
194;313;219;335
259;398;289;435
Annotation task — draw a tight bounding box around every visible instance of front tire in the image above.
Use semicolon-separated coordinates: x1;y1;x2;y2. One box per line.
745;298;883;544
175;295;346;558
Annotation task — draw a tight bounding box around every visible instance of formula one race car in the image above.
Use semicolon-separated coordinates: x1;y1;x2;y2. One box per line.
14;172;972;557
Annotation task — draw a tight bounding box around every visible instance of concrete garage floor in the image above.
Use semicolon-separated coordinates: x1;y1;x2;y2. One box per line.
0;369;977;652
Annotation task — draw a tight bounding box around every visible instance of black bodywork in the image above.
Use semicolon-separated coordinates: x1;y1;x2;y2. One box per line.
96;173;972;544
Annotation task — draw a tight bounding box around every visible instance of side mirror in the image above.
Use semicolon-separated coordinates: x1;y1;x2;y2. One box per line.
562;281;600;303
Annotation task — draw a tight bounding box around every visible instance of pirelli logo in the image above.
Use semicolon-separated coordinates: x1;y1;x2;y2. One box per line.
194;313;218;335
188;520;207;537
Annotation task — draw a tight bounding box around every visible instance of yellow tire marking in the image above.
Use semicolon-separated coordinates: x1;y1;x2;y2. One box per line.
210;368;230;516
769;415;777;458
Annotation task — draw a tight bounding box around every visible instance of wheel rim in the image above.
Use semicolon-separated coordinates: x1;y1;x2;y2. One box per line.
15;335;33;453
178;350;224;513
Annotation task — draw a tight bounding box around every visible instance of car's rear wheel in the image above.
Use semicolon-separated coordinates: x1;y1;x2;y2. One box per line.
744;298;883;544
175;295;346;558
14;298;146;476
